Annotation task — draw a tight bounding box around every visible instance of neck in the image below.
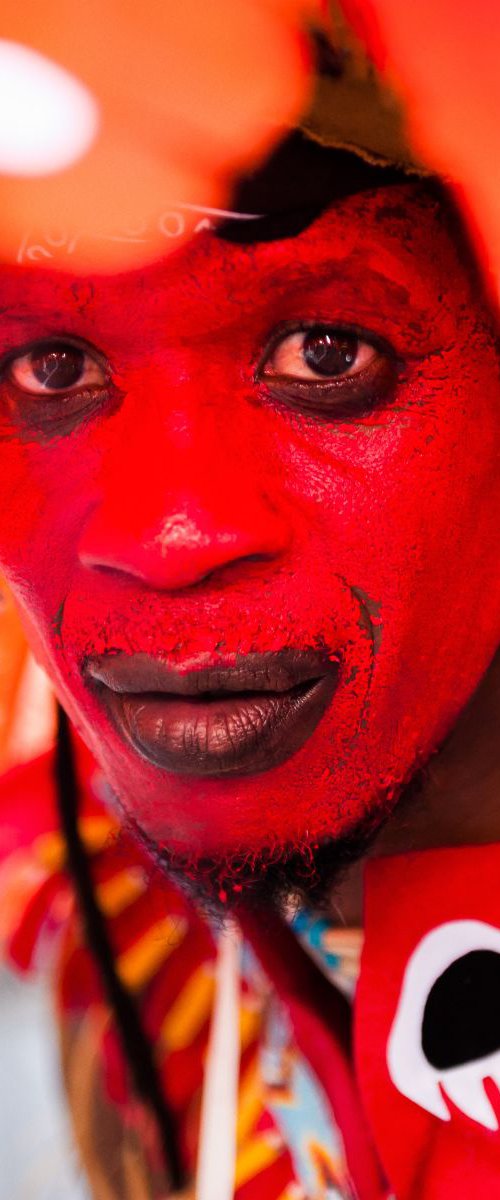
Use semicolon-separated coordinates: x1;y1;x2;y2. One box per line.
330;647;500;926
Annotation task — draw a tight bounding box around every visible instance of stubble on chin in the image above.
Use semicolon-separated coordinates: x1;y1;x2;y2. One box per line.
112;763;430;924
118;810;382;925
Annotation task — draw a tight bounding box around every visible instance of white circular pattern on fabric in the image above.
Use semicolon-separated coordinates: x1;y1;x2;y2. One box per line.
0;39;99;176
387;919;500;1131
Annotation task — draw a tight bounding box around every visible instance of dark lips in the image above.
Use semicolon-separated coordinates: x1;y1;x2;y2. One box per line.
85;650;341;777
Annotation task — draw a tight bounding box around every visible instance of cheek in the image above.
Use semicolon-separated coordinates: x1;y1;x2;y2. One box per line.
0;446;57;607
285;345;500;597
0;431;100;658
277;347;500;759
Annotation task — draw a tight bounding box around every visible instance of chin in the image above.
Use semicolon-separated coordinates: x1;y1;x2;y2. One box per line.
127;804;382;921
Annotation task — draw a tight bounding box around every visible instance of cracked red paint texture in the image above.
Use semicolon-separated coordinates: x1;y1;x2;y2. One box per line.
0;183;499;859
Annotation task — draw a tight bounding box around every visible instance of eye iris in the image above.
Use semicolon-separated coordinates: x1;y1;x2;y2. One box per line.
303;329;359;377
30;345;85;390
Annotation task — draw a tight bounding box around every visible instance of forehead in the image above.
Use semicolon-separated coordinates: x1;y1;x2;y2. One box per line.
0;183;468;348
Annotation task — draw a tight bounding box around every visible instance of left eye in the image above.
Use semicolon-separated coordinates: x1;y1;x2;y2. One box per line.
6;340;107;396
259;324;397;418
263;327;376;382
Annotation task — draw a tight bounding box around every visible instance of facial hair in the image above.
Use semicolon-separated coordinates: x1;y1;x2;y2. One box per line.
119;763;429;925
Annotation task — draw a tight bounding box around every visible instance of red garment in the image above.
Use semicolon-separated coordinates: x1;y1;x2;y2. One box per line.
2;739;500;1198
0;740;350;1198
357;845;500;1199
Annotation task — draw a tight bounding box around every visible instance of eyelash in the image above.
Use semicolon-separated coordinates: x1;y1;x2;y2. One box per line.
0;321;403;436
255;321;402;421
258;318;387;360
0;337;114;428
0;336;110;385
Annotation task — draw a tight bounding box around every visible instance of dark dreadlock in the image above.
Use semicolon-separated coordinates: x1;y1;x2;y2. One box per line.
54;702;185;1191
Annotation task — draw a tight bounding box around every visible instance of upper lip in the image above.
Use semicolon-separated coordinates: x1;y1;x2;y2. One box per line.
84;649;339;696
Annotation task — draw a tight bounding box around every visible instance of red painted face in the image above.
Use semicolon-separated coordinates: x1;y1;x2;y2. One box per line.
1;183;500;867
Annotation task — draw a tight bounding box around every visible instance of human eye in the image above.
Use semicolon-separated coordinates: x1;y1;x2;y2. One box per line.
0;336;114;435
5;338;108;397
258;323;399;419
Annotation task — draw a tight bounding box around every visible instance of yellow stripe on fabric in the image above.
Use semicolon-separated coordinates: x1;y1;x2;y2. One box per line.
116;915;187;990
234;1131;282;1190
159;961;215;1053
96;867;145;918
239;1000;263;1050
236;1057;262;1147
36;816;116;871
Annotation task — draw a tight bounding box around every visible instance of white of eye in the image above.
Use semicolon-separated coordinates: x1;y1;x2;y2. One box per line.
266;330;376;381
387;919;500;1131
8;347;105;395
0;39;100;176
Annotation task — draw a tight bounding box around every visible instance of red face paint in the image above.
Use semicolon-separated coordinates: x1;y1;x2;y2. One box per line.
0;184;499;862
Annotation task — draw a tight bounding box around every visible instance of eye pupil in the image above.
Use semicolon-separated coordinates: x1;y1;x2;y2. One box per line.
30;344;85;390
303;328;358;377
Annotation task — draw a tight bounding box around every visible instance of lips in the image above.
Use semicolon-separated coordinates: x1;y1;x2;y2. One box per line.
85;650;340;777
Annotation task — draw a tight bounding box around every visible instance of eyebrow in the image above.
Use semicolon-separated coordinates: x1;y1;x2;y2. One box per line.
0;302;71;324
249;254;413;311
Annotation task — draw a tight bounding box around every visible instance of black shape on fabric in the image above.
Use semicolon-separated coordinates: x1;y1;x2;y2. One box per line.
422;949;500;1070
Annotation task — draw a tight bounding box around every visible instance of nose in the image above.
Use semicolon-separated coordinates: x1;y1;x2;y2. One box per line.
79;500;288;590
78;417;290;591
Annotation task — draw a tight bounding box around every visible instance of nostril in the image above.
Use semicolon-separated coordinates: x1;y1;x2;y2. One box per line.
82;561;129;581
238;552;277;565
78;490;291;591
80;541;285;591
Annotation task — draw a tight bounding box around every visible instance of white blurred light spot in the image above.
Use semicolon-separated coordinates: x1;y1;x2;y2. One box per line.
0;39;99;176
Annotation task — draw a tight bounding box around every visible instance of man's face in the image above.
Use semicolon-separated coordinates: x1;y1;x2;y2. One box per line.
1;184;500;887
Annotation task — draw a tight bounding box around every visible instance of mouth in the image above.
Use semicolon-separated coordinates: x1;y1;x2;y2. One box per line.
85;649;341;777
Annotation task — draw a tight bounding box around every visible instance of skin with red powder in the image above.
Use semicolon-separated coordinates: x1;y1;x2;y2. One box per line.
0;183;499;873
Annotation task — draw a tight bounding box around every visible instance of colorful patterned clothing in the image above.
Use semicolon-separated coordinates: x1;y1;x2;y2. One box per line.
0;740;361;1200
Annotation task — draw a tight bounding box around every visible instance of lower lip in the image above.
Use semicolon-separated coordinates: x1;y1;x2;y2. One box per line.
101;676;339;777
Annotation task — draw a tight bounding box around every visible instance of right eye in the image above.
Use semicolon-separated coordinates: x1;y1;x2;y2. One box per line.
6;339;107;396
258;323;398;419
